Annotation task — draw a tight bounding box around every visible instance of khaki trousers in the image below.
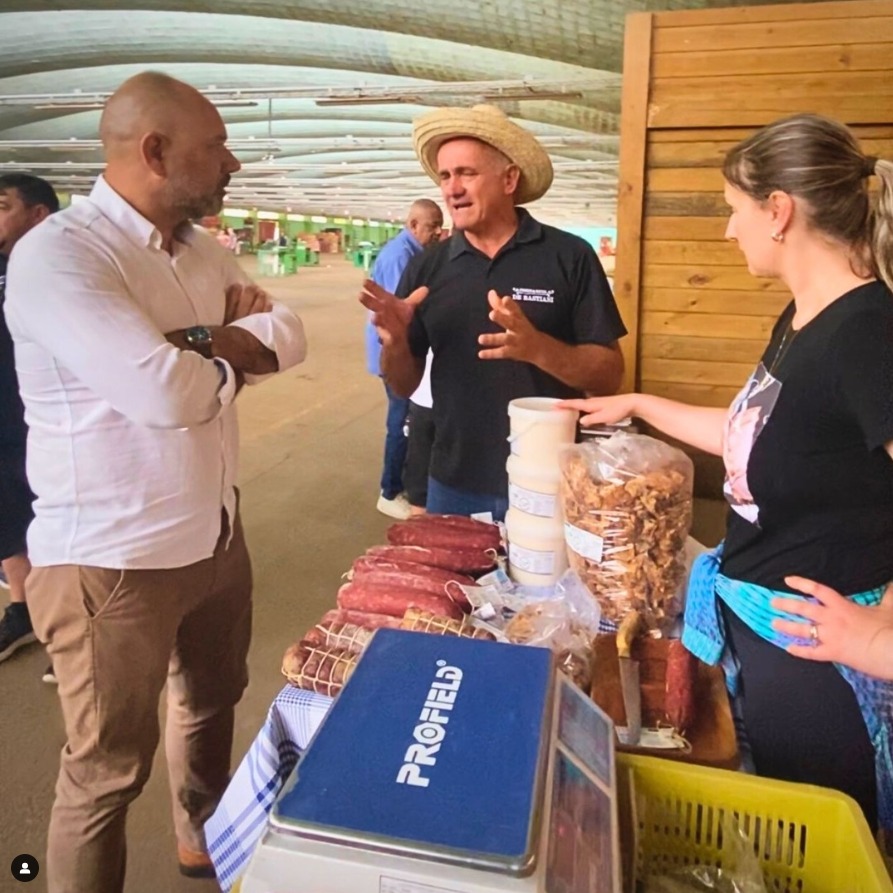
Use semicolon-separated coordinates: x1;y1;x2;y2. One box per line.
28;514;253;893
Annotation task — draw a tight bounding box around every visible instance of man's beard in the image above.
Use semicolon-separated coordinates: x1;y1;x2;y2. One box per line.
165;175;226;220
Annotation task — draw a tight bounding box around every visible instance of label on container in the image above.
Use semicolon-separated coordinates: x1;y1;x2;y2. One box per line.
508;482;557;518
381;877;463;893
564;523;604;563
508;541;556;576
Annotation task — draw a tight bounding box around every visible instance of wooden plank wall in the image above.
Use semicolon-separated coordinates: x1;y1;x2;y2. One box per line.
615;0;893;494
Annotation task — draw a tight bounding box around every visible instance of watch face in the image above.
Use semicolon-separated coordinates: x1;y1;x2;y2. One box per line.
185;325;213;357
186;325;212;345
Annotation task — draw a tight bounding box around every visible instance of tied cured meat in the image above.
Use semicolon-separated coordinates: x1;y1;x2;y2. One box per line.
320;608;404;630
665;639;697;733
365;544;496;576
387;518;501;552
302;620;376;653
337;581;465;620
399;607;495;639
281;642;357;696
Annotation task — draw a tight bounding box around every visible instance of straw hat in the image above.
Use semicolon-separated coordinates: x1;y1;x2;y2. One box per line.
412;105;554;205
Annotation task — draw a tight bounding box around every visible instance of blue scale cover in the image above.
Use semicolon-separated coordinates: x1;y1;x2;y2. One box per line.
274;629;553;868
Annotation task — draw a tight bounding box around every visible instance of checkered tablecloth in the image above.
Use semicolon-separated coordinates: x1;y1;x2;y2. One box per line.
205;686;334;891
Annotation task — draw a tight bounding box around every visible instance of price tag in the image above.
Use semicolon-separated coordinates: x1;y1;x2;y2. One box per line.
564;523;604;563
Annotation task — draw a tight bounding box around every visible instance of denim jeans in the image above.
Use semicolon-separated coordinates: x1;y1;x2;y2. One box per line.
426;477;508;522
380;381;409;499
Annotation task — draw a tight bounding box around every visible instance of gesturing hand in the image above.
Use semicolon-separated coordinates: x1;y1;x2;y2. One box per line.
224;283;273;324
359;279;428;348
771;576;893;678
477;290;542;362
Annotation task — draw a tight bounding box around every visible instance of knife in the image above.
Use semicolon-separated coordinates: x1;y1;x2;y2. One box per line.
617;610;644;745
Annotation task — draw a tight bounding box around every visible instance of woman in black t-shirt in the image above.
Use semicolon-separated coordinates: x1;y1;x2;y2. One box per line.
561;114;893;833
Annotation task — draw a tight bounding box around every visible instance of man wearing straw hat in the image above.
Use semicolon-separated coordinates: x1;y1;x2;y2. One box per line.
361;105;625;520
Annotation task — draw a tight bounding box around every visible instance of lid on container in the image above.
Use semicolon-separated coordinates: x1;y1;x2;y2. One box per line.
508;396;578;423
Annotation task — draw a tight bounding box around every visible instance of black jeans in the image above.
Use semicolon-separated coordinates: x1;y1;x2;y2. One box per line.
723;604;878;830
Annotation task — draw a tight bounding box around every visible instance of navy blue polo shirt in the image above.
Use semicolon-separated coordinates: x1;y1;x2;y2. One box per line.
400;209;625;496
0;255;28;455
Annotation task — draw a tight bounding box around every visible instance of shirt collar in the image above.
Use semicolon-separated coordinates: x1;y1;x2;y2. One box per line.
448;207;542;260
89;175;196;251
398;227;423;251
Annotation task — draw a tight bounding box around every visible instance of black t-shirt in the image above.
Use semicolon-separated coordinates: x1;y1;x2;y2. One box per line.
0;255;27;455
400;210;626;495
722;280;893;593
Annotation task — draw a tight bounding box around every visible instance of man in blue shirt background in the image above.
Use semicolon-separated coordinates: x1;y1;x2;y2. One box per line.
365;199;443;518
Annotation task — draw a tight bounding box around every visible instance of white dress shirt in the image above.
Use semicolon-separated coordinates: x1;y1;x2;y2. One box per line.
4;176;307;569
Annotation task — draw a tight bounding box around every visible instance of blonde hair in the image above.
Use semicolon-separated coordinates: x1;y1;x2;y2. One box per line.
723;114;893;291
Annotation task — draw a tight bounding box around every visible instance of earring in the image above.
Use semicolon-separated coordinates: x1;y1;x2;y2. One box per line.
771;231;784;243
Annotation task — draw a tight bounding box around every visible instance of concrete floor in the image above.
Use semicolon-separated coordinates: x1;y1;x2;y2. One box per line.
0;254;727;893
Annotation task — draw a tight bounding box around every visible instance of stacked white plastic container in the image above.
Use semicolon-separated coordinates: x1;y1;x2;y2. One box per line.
505;397;578;587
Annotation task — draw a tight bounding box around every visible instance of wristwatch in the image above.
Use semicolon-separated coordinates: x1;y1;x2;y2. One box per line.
184;325;214;359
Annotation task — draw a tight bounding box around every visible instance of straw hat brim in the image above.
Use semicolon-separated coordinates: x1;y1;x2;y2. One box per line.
412;106;554;205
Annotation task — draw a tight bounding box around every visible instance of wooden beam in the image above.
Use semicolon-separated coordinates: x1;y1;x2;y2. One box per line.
614;11;653;393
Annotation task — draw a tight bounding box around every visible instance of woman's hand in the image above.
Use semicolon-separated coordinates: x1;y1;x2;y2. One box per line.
556;394;639;427
771;576;893;679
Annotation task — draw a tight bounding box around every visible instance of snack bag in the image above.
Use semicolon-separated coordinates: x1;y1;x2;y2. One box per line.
559;434;693;631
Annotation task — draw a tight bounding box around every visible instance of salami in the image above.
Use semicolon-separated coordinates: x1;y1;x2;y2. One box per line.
351;555;476;589
281;643;357;696
349;565;472;609
365;544;496;576
302;620;376;653
403;515;502;549
337;581;464;620
665;640;698;733
400;608;494;639
388;520;499;552
320;608;404;630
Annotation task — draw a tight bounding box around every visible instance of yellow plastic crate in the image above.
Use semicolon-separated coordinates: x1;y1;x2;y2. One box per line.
620;754;892;893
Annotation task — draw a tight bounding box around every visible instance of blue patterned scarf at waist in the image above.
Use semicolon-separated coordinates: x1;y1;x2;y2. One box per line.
682;545;893;831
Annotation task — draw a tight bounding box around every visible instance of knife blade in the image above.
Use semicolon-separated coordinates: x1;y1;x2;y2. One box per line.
617;610;644;745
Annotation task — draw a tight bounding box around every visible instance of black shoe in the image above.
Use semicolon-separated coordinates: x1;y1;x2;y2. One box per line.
0;603;36;663
42;664;57;684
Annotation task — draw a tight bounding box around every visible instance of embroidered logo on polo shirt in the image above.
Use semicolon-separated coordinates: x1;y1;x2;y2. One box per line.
512;287;555;304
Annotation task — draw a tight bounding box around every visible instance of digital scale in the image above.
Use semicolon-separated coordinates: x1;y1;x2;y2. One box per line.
241;629;621;893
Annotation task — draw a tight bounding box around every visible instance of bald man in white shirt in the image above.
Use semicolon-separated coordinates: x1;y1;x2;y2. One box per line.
5;72;307;893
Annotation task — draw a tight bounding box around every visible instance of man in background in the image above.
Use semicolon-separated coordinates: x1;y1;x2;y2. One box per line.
0;173;59;668
6;72;307;892
365;198;443;519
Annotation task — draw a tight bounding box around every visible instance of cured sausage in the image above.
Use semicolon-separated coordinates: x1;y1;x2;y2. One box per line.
351;555;476;589
387;520;499;552
665;640;698;733
349;565;472;609
320;608;403;630
365;544;496;576
302;620;376;653
404;514;502;549
337;582;464;620
281;642;357;696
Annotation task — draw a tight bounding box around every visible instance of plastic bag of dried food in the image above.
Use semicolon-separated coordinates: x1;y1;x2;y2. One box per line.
504;599;593;691
559;434;693;631
642;814;767;893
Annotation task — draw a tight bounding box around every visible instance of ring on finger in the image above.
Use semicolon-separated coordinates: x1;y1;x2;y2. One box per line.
809;622;820;645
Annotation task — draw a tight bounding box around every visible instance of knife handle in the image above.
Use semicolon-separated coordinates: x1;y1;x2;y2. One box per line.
617;610;644;659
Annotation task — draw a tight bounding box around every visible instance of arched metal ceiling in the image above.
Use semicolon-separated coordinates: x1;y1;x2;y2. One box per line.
0;0;827;225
